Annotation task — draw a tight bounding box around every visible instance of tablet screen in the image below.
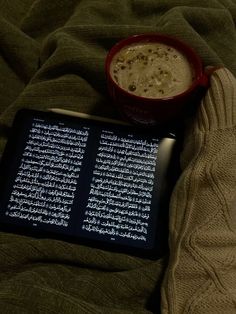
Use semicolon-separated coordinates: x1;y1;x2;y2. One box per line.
0;109;178;258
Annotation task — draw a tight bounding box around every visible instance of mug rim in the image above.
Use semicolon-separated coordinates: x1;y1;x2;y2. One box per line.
105;33;208;103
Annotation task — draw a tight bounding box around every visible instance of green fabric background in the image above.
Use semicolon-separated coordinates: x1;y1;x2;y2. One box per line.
0;1;235;313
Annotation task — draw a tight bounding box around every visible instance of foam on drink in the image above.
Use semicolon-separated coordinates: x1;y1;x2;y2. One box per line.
110;42;195;99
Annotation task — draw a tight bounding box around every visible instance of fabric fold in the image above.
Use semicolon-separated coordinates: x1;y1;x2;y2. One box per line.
195;68;236;131
161;67;236;314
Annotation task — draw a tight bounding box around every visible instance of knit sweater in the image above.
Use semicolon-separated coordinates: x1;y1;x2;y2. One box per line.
161;68;236;313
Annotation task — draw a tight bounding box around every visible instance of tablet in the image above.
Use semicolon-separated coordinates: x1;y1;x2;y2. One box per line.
0;109;180;259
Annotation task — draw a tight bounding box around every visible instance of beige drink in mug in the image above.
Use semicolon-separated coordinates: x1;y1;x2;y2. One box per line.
106;34;208;126
110;42;195;99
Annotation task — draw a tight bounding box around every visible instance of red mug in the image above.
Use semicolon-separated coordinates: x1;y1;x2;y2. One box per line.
105;33;209;126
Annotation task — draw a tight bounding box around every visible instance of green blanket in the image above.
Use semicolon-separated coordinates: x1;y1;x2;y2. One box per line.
0;1;235;313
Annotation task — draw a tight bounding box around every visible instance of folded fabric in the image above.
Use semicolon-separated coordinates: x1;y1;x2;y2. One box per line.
0;1;236;313
162;68;236;313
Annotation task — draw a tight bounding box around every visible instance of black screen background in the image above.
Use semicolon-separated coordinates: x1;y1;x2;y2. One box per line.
0;109;177;258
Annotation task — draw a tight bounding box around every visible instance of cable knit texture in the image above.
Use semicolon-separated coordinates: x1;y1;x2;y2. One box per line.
1;2;236;313
161;68;236;313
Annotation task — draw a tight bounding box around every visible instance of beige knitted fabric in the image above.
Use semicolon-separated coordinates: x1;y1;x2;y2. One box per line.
161;68;236;313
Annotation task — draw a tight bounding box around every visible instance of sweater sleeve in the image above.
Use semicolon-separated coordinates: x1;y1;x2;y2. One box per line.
161;68;236;314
